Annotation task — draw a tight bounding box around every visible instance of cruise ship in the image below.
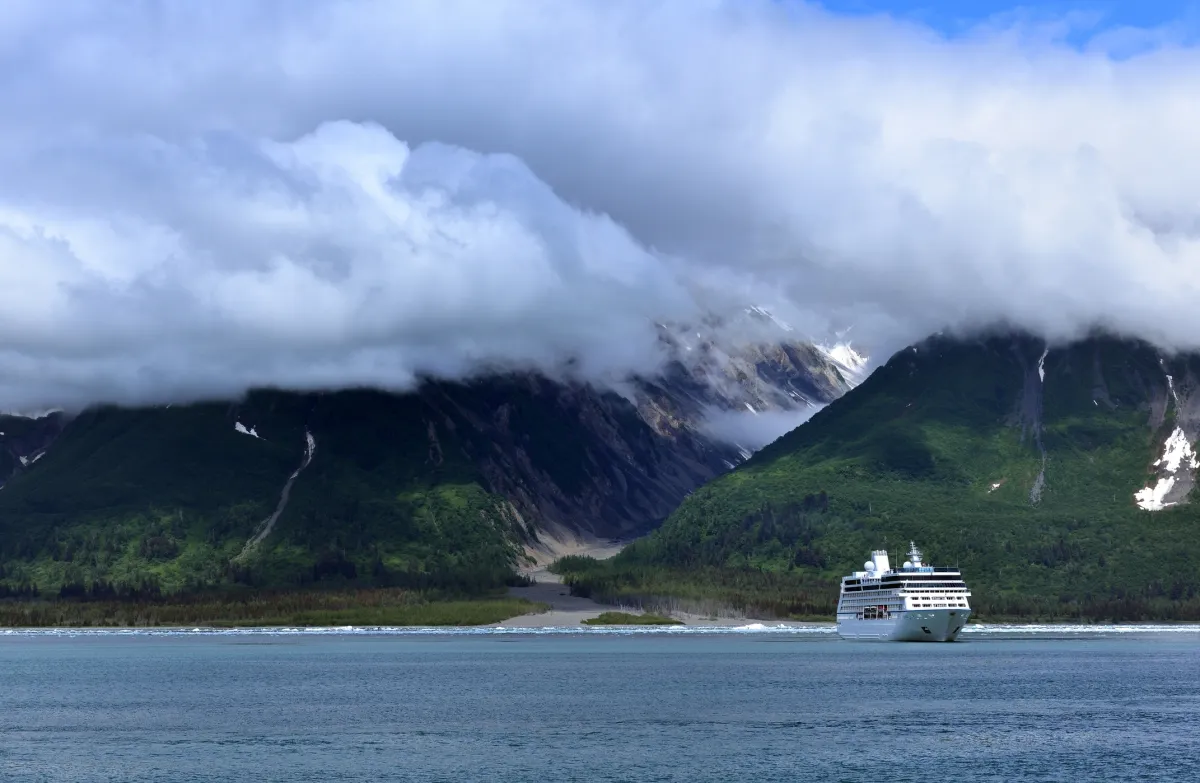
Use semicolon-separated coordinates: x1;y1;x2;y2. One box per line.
835;542;971;642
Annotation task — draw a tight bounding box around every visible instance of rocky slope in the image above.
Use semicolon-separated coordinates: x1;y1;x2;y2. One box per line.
0;330;855;596
0;413;65;490
567;333;1200;620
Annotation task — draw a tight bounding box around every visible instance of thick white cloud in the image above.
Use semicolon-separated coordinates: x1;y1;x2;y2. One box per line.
3;0;1200;409
0;122;704;409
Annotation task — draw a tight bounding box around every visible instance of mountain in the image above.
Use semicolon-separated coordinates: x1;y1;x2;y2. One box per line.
0;332;853;598
0;413;65;489
562;334;1200;621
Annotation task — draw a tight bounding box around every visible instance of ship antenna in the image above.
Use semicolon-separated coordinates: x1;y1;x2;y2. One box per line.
906;540;923;567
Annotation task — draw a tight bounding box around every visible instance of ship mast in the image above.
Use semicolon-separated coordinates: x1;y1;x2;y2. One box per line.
906;541;923;568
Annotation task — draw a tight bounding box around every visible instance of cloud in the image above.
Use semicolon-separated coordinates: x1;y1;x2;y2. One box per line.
700;405;827;452
3;1;1200;409
0;122;708;410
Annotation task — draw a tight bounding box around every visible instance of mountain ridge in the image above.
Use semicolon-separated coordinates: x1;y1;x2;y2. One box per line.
556;332;1200;621
0;334;852;597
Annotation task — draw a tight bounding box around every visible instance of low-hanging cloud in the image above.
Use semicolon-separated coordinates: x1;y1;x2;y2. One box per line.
3;1;1200;410
700;406;828;453
0;122;705;410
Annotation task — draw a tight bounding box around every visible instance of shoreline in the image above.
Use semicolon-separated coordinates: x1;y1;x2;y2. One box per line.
500;553;827;629
3;586;1197;630
499;575;827;629
3;565;1198;629
6;622;1200;635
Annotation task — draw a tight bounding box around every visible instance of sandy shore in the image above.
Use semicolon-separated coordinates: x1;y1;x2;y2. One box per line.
497;579;826;628
496;550;826;629
496;545;624;627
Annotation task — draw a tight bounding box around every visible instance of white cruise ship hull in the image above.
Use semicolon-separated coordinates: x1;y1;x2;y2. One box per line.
836;608;970;642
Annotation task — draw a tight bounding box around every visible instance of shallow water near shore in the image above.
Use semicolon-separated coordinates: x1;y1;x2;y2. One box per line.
3;629;1197;782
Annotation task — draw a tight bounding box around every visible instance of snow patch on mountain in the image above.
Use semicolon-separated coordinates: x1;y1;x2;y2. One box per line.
0;409;64;419
234;429;317;561
1162;359;1179;404
817;342;869;388
1135;427;1199;511
15;449;48;468
639;310;854;458
746;306;793;333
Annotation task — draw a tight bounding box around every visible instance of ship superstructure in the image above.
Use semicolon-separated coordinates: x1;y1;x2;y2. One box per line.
835;542;971;642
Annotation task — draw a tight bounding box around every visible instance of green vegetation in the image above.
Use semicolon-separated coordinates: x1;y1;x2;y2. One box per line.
552;556;835;619
582;611;682;625
559;336;1200;622
0;389;536;598
0;587;545;628
10;335;1200;623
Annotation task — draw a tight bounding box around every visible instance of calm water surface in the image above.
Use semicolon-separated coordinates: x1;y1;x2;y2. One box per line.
2;628;1197;782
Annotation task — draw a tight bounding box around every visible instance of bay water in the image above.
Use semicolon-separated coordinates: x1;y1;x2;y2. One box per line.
2;626;1197;782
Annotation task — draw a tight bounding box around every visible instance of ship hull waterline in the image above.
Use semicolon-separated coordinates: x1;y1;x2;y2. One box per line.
836;609;970;642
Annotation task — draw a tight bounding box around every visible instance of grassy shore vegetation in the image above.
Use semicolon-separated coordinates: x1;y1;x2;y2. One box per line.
581;611;682;625
555;336;1200;623
553;556;837;620
0;587;546;628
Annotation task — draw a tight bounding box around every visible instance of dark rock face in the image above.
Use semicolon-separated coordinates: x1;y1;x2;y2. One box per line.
427;378;733;546
403;335;852;553
0;413;66;488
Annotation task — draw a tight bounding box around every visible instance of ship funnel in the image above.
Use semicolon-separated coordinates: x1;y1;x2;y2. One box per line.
871;549;890;575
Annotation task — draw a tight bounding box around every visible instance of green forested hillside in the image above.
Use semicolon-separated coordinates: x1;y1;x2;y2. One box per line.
0;333;848;606
0;389;530;597
558;335;1200;620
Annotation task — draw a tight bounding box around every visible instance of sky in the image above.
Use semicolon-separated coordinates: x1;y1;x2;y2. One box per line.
3;0;1200;412
815;1;1199;34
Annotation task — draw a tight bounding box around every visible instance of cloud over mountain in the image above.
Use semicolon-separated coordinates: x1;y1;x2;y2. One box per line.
3;0;1200;409
0;122;709;410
